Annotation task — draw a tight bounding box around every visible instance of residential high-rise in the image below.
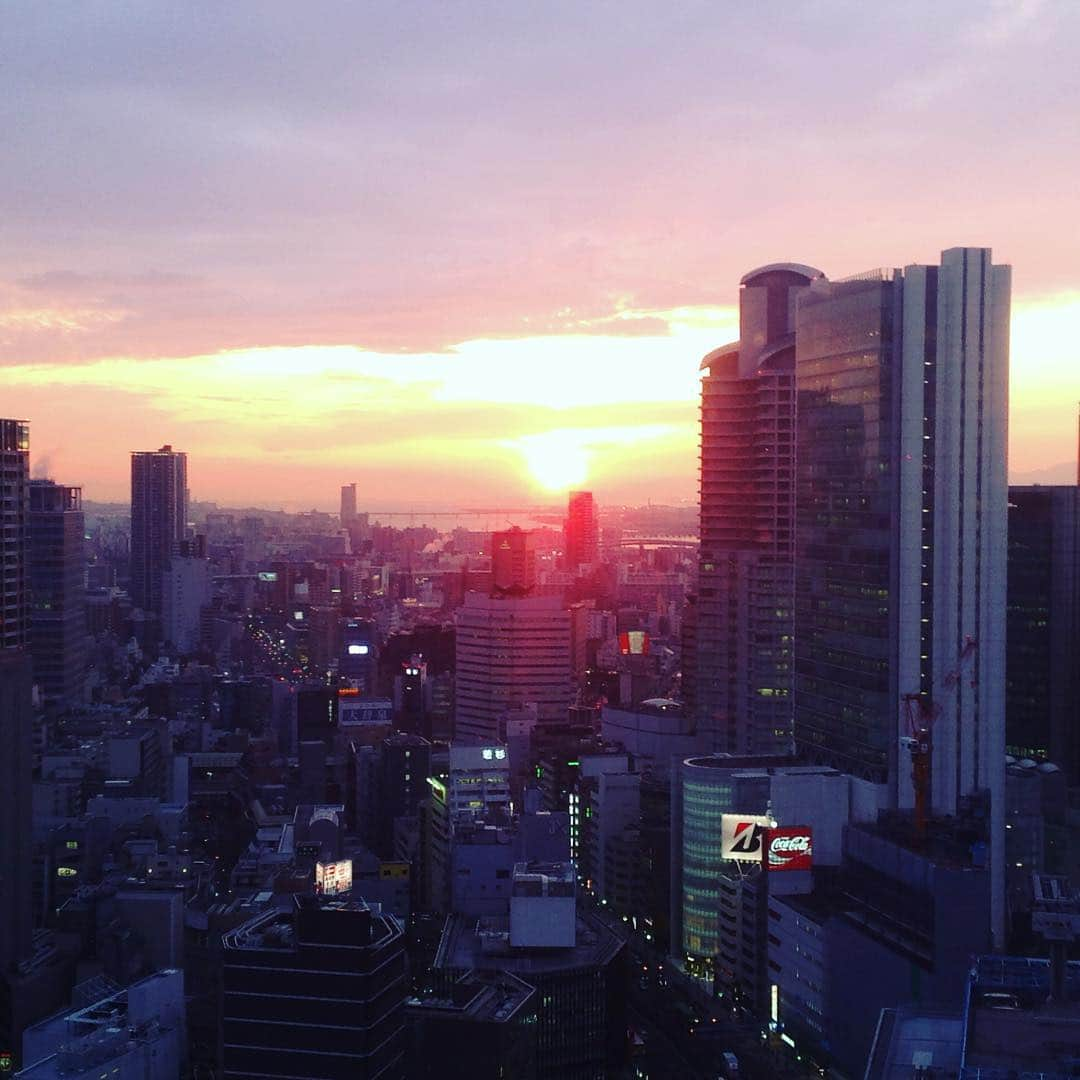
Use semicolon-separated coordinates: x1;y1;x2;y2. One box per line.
454;592;572;744
28;479;87;705
341;482;357;528
1;418;30;651
0;419;33;972
130;444;188;615
563;490;598;570
491;526;536;593
696;264;820;755
1006;485;1079;780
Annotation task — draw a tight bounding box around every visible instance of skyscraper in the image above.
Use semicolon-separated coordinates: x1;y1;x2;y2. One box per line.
130;444;188;615
793;248;1010;944
696;265;820;755
564;490;598;570
1;419;30;652
455;592;572;744
793;251;1009;803
341;482;357;528
696;249;1011;944
28;479;87;705
1005;485;1079;780
0;418;33;974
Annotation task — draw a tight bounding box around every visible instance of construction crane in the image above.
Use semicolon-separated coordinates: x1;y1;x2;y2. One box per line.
900;635;978;842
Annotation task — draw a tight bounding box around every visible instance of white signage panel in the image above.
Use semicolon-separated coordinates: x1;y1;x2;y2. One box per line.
720;814;772;861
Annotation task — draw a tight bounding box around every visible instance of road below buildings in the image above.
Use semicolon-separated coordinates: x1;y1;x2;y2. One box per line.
596;904;822;1080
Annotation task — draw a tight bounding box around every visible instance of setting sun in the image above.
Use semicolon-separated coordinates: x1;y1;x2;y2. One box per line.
517;431;590;492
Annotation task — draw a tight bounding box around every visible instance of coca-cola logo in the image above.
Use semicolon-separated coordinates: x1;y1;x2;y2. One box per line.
766;828;813;870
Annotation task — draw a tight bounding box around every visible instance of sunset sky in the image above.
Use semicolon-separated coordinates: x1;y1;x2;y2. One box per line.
3;1;1078;510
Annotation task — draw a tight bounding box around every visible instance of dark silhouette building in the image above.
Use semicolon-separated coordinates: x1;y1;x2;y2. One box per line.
1006;485;1079;781
491;526;537;593
563;490;598;571
130;444;187;615
221;896;407;1079
28;479;87;706
0;419;35;1057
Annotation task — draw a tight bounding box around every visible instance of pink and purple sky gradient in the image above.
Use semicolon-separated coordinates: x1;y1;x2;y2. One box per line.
3;1;1078;508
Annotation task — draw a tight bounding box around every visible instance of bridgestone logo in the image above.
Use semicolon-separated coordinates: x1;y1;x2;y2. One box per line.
731;822;764;853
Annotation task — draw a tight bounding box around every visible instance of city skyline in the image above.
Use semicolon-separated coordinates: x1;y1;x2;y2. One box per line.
4;4;1080;1076
3;2;1080;507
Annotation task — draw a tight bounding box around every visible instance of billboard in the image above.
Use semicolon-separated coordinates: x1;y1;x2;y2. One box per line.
339;698;393;726
764;827;813;871
619;630;650;656
720;814;772;861
315;859;353;896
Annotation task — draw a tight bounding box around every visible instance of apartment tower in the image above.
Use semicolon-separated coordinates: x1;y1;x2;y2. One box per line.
696;264;819;755
564;490;598;570
0;419;33;974
130;444;188;614
29;479;87;705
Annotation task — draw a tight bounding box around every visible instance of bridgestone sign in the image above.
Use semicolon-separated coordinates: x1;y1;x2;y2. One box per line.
720;814;772;862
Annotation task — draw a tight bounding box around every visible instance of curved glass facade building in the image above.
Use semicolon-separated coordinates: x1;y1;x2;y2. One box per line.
681;759;733;960
675;757;770;966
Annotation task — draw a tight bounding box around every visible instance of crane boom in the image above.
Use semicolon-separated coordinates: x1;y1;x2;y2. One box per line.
901;635;978;842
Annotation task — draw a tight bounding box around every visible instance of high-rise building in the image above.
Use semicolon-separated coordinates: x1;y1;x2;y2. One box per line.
130;445;187;615
491;526;536;593
793;251;1009;797
162;538;211;654
28;480;87;705
454;592;572;744
1006;485;1079;780
0;419;33;976
696;249;1011;946
340;482;357;528
696;265;818;755
1;419;30;652
793;248;1010;945
564;490;598;570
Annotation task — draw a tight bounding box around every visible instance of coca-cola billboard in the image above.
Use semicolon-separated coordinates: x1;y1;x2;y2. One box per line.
764;827;813;871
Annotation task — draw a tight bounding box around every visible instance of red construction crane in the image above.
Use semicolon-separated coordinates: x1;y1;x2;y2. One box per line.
901;636;978;842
